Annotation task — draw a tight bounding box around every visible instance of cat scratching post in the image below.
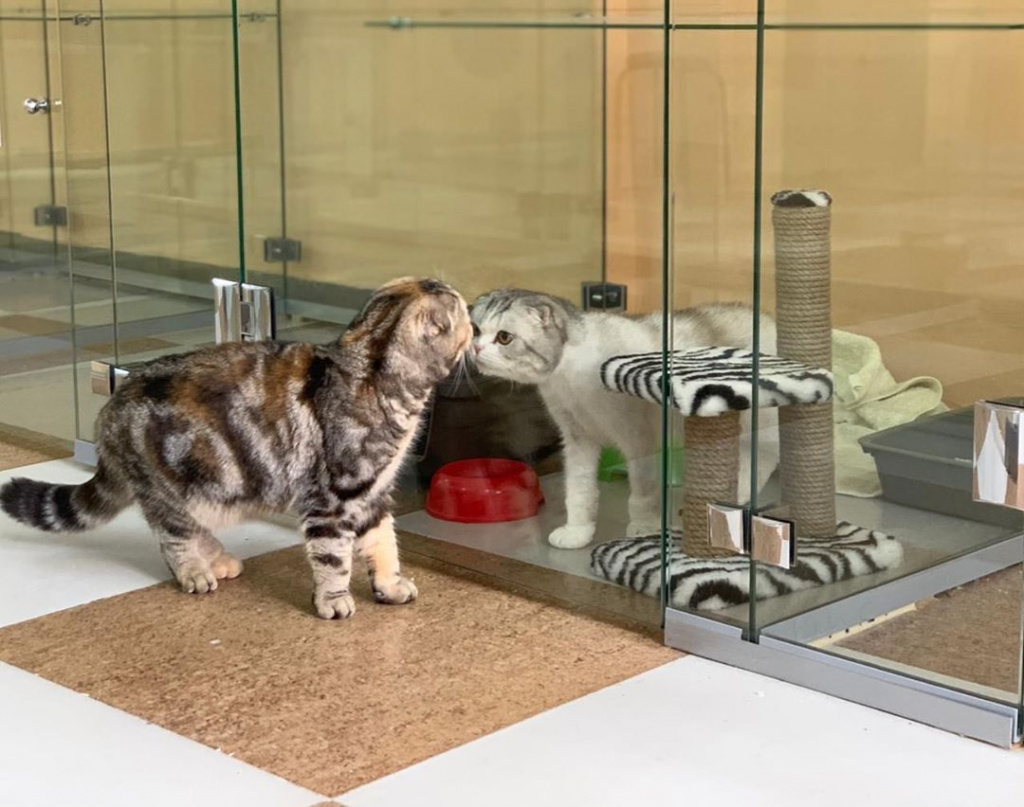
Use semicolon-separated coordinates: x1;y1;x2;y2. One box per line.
682;412;740;557
771;189;837;538
600;348;833;556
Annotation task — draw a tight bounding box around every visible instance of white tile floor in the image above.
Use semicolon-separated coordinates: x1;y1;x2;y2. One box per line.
0;459;304;629
0;662;322;807
1;459;1022;806
339;657;1024;807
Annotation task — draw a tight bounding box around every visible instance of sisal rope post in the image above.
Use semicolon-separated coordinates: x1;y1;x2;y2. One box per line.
682;411;740;556
772;189;837;538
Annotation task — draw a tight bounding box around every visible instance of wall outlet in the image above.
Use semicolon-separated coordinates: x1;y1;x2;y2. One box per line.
582;282;627;311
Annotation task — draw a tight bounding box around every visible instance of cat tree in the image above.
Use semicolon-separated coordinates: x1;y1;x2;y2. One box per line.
600;189;839;557
595;189;904;610
773;189;838;538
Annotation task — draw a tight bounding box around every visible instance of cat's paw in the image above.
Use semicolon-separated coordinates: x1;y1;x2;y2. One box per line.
626;520;661;538
548;524;595;549
210;552;243;580
175;560;218;594
313;589;356;620
373;575;418;605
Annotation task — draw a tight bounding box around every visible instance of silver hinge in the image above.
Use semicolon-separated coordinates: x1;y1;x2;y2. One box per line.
973;399;1024;510
34;204;67;227
213;278;276;343
707;503;795;568
263;237;302;263
90;361;131;396
582;281;627;311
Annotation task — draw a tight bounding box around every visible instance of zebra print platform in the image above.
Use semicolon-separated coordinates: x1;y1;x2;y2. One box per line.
591;523;902;611
600;347;833;417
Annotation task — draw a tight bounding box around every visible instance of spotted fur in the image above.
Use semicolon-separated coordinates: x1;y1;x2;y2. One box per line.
0;277;472;619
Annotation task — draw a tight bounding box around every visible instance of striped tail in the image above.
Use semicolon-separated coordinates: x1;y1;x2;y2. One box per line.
0;465;131;533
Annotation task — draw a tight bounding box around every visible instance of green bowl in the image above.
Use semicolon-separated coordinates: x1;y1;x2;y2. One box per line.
597;445;686;486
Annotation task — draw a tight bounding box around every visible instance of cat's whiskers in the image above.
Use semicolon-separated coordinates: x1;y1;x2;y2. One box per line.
458;354;480;396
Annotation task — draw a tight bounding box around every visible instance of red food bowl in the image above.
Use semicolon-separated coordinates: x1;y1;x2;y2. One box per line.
426;459;545;523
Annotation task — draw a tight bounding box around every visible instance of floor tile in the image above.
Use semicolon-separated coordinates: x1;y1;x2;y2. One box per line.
0;547;675;796
339;656;1024;807
0;662;323;807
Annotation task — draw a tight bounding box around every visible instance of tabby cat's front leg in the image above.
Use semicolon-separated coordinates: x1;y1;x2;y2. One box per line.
355;513;418;606
303;514;356;619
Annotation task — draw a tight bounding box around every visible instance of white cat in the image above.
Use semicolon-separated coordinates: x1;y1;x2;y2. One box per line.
471;290;779;550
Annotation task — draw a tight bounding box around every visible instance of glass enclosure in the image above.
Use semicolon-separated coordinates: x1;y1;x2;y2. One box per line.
2;0;1023;740
754;1;1024;715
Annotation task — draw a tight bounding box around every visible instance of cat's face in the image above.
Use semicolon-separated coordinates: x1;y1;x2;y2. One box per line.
470;290;569;384
347;277;473;382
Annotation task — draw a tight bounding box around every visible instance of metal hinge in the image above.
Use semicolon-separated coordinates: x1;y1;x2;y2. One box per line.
973;399;1024;510
707;503;796;568
90;361;132;396
34;204;67;227
263;237;302;263
213;278;276;343
582;281;627;311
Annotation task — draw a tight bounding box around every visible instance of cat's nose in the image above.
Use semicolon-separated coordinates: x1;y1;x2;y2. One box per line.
472;343;482;356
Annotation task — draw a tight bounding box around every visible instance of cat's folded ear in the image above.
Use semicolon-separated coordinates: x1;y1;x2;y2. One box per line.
530;301;562;329
416;305;451;339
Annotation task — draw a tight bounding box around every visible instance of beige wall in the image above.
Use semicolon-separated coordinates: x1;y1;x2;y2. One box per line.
0;5;59;246
4;1;1024;406
3;0;604;304
276;2;603;303
606;1;1024;407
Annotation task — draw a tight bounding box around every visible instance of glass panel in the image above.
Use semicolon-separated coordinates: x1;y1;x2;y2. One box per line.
766;0;1022;26
755;2;1024;708
67;0;247;442
0;0;77;451
239;1;665;625
56;1;118;444
664;14;761;633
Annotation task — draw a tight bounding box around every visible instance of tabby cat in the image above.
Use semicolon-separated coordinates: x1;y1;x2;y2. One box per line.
0;277;472;619
471;289;779;549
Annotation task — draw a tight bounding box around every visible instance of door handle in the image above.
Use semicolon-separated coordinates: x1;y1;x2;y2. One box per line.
24;97;50;115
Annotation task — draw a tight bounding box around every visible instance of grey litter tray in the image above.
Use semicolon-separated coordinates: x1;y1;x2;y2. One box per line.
859;402;1024;529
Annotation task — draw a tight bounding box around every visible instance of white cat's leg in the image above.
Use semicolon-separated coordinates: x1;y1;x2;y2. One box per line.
624;452;661;537
737;409;780;504
549;436;600;550
756;408;780;495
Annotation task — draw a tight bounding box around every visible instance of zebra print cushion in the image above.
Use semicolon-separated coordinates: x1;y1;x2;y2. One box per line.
591;523;902;611
600;347;833;416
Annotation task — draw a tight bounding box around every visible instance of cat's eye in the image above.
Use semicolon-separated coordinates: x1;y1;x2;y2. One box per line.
495;331;515;346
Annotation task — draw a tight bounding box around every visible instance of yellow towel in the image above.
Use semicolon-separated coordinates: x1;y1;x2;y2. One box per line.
833;330;946;497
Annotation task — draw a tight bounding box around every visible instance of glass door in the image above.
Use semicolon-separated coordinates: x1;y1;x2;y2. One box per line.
0;0;77;456
56;0;248;449
0;0;250;462
754;0;1024;713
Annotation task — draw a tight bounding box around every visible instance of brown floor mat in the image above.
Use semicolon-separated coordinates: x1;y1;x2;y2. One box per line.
0;545;677;795
837;565;1023;694
0;426;71;471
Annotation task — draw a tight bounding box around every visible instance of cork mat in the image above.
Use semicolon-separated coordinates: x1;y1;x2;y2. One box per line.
0;427;71;472
837;565;1023;694
0;544;677;795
